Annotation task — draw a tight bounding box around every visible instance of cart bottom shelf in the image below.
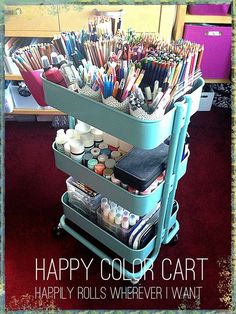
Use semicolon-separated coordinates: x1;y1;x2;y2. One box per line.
59;193;180;281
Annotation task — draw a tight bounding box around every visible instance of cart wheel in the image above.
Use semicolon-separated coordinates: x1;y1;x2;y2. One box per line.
52;223;64;237
130;278;140;285
168;233;179;246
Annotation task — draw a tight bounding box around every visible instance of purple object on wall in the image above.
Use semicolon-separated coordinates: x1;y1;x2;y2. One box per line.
188;4;230;16
184;24;232;79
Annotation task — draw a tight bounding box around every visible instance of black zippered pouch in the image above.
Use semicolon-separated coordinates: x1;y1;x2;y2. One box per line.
113;143;169;191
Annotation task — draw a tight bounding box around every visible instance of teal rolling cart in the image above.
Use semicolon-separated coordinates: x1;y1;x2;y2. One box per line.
42;76;204;284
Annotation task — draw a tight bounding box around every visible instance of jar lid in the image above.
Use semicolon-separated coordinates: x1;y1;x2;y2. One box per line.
91;148;100;157
100;148;111;156
98;154;108;163
111;150;121;160
91;128;103;141
98;142;108;150
69;140;84;154
95;163;105;171
88;159;98;167
103;168;113;177
83;152;93;161
105;159;116;169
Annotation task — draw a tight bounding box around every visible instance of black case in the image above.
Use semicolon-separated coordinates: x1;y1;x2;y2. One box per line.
114;143;169;191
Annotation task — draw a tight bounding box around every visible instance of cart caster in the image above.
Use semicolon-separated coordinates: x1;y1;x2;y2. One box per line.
52;223;64;237
130;278;140;285
168;233;179;246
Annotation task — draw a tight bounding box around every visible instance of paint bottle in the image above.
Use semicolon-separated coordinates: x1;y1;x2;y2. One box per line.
129;214;136;227
88;159;98;171
103;203;110;220
75;120;91;135
66;129;76;140
69;140;84;163
55;133;67;153
115;213;122;225
121;216;129;230
81;133;94;152
101;197;108;210
41;56;67;87
91;128;103;147
109;208;116;223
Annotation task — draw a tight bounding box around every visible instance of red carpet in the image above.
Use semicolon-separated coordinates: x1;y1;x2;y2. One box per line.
5;107;231;311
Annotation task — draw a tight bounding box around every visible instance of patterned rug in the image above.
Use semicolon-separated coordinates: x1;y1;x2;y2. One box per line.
211;83;231;109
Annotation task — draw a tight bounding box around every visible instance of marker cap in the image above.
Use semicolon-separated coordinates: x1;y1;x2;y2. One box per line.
103;203;110;218
101;197;108;210
51;52;59;65
129;214;136;226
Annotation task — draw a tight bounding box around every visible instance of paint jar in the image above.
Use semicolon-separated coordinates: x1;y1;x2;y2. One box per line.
69;140;84;163
95;163;105;175
88;158;98;171
91;147;100;158
111;150;121;161
109;207;117;223
91;128;103;147
98;154;108;164
111;174;121;186
55;133;67;153
81;133;94;152
98;142;108;150
82;153;93;167
103;168;113;180
105;159;116;169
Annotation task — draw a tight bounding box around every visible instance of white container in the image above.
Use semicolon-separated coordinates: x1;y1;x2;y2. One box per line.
81;133;94;152
70;140;84;163
75;120;91;135
91;128;103;147
55;134;67;153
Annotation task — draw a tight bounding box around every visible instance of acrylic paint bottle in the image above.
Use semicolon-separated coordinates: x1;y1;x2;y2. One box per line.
55;133;67;153
69;140;85;163
41;56;67;87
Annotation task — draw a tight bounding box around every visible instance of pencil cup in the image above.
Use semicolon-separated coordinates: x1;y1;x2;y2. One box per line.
20;69;47;106
129;105;164;121
78;85;102;102
102;96;129;113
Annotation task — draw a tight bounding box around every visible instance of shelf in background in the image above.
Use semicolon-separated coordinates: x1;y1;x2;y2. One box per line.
7;108;64;115
205;79;230;84
5;73;22;81
185;13;232;24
